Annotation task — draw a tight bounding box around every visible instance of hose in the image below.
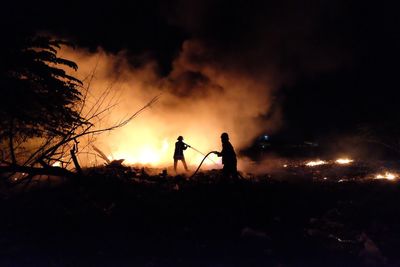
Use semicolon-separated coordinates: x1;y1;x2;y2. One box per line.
184;143;218;165
188;151;216;179
187;151;245;180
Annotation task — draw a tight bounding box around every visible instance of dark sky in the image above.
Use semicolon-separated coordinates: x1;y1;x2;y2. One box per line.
3;0;400;138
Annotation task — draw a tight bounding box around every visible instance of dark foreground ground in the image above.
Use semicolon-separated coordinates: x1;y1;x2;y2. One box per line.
1;170;400;267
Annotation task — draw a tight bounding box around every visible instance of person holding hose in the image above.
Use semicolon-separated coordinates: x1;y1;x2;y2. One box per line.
213;132;238;179
174;136;189;172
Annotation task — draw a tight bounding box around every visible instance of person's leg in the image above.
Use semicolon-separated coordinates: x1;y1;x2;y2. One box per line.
222;165;229;179
223;164;238;179
231;164;238;179
174;159;178;172
182;158;188;171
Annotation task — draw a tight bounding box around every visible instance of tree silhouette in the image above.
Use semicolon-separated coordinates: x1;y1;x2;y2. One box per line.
0;36;85;163
0;35;159;182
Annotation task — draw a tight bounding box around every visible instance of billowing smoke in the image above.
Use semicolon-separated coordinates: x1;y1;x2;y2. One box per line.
48;0;352;172
60;39;281;170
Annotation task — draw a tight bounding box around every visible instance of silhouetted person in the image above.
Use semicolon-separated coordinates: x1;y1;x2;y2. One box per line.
174;136;189;172
213;132;238;179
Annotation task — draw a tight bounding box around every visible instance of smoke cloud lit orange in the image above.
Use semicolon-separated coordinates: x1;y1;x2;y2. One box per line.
59;40;280;170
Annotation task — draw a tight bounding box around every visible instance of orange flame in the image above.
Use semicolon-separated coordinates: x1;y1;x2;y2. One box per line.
375;172;397;181
306;160;326;167
335;158;354;164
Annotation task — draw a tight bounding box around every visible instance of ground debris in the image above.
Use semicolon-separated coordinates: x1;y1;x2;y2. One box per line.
2;159;400;266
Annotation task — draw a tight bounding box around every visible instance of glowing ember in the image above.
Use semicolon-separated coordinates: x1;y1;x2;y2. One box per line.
335;158;354;164
375;172;397;181
110;148;161;165
306;160;326;167
52;161;62;167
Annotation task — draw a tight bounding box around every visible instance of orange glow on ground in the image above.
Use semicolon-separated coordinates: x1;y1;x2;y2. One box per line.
306;160;326;167
375;172;397;181
335;158;354;164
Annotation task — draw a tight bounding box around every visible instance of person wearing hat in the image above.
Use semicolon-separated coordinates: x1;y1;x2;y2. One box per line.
174;136;189;172
213;132;238;179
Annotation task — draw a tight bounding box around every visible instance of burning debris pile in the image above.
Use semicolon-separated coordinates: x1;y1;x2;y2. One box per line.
70;155;400;193
3;153;400;193
259;157;400;183
2;154;400;266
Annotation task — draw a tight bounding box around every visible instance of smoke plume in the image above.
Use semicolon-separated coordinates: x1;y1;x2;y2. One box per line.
60;39;281;170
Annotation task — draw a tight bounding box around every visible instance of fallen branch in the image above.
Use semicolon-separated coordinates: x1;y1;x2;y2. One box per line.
0;165;74;178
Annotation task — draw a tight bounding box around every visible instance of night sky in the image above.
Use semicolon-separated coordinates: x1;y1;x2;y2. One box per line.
3;0;400;139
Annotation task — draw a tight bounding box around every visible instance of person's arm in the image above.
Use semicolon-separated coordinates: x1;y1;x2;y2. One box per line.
183;142;190;149
212;151;222;157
